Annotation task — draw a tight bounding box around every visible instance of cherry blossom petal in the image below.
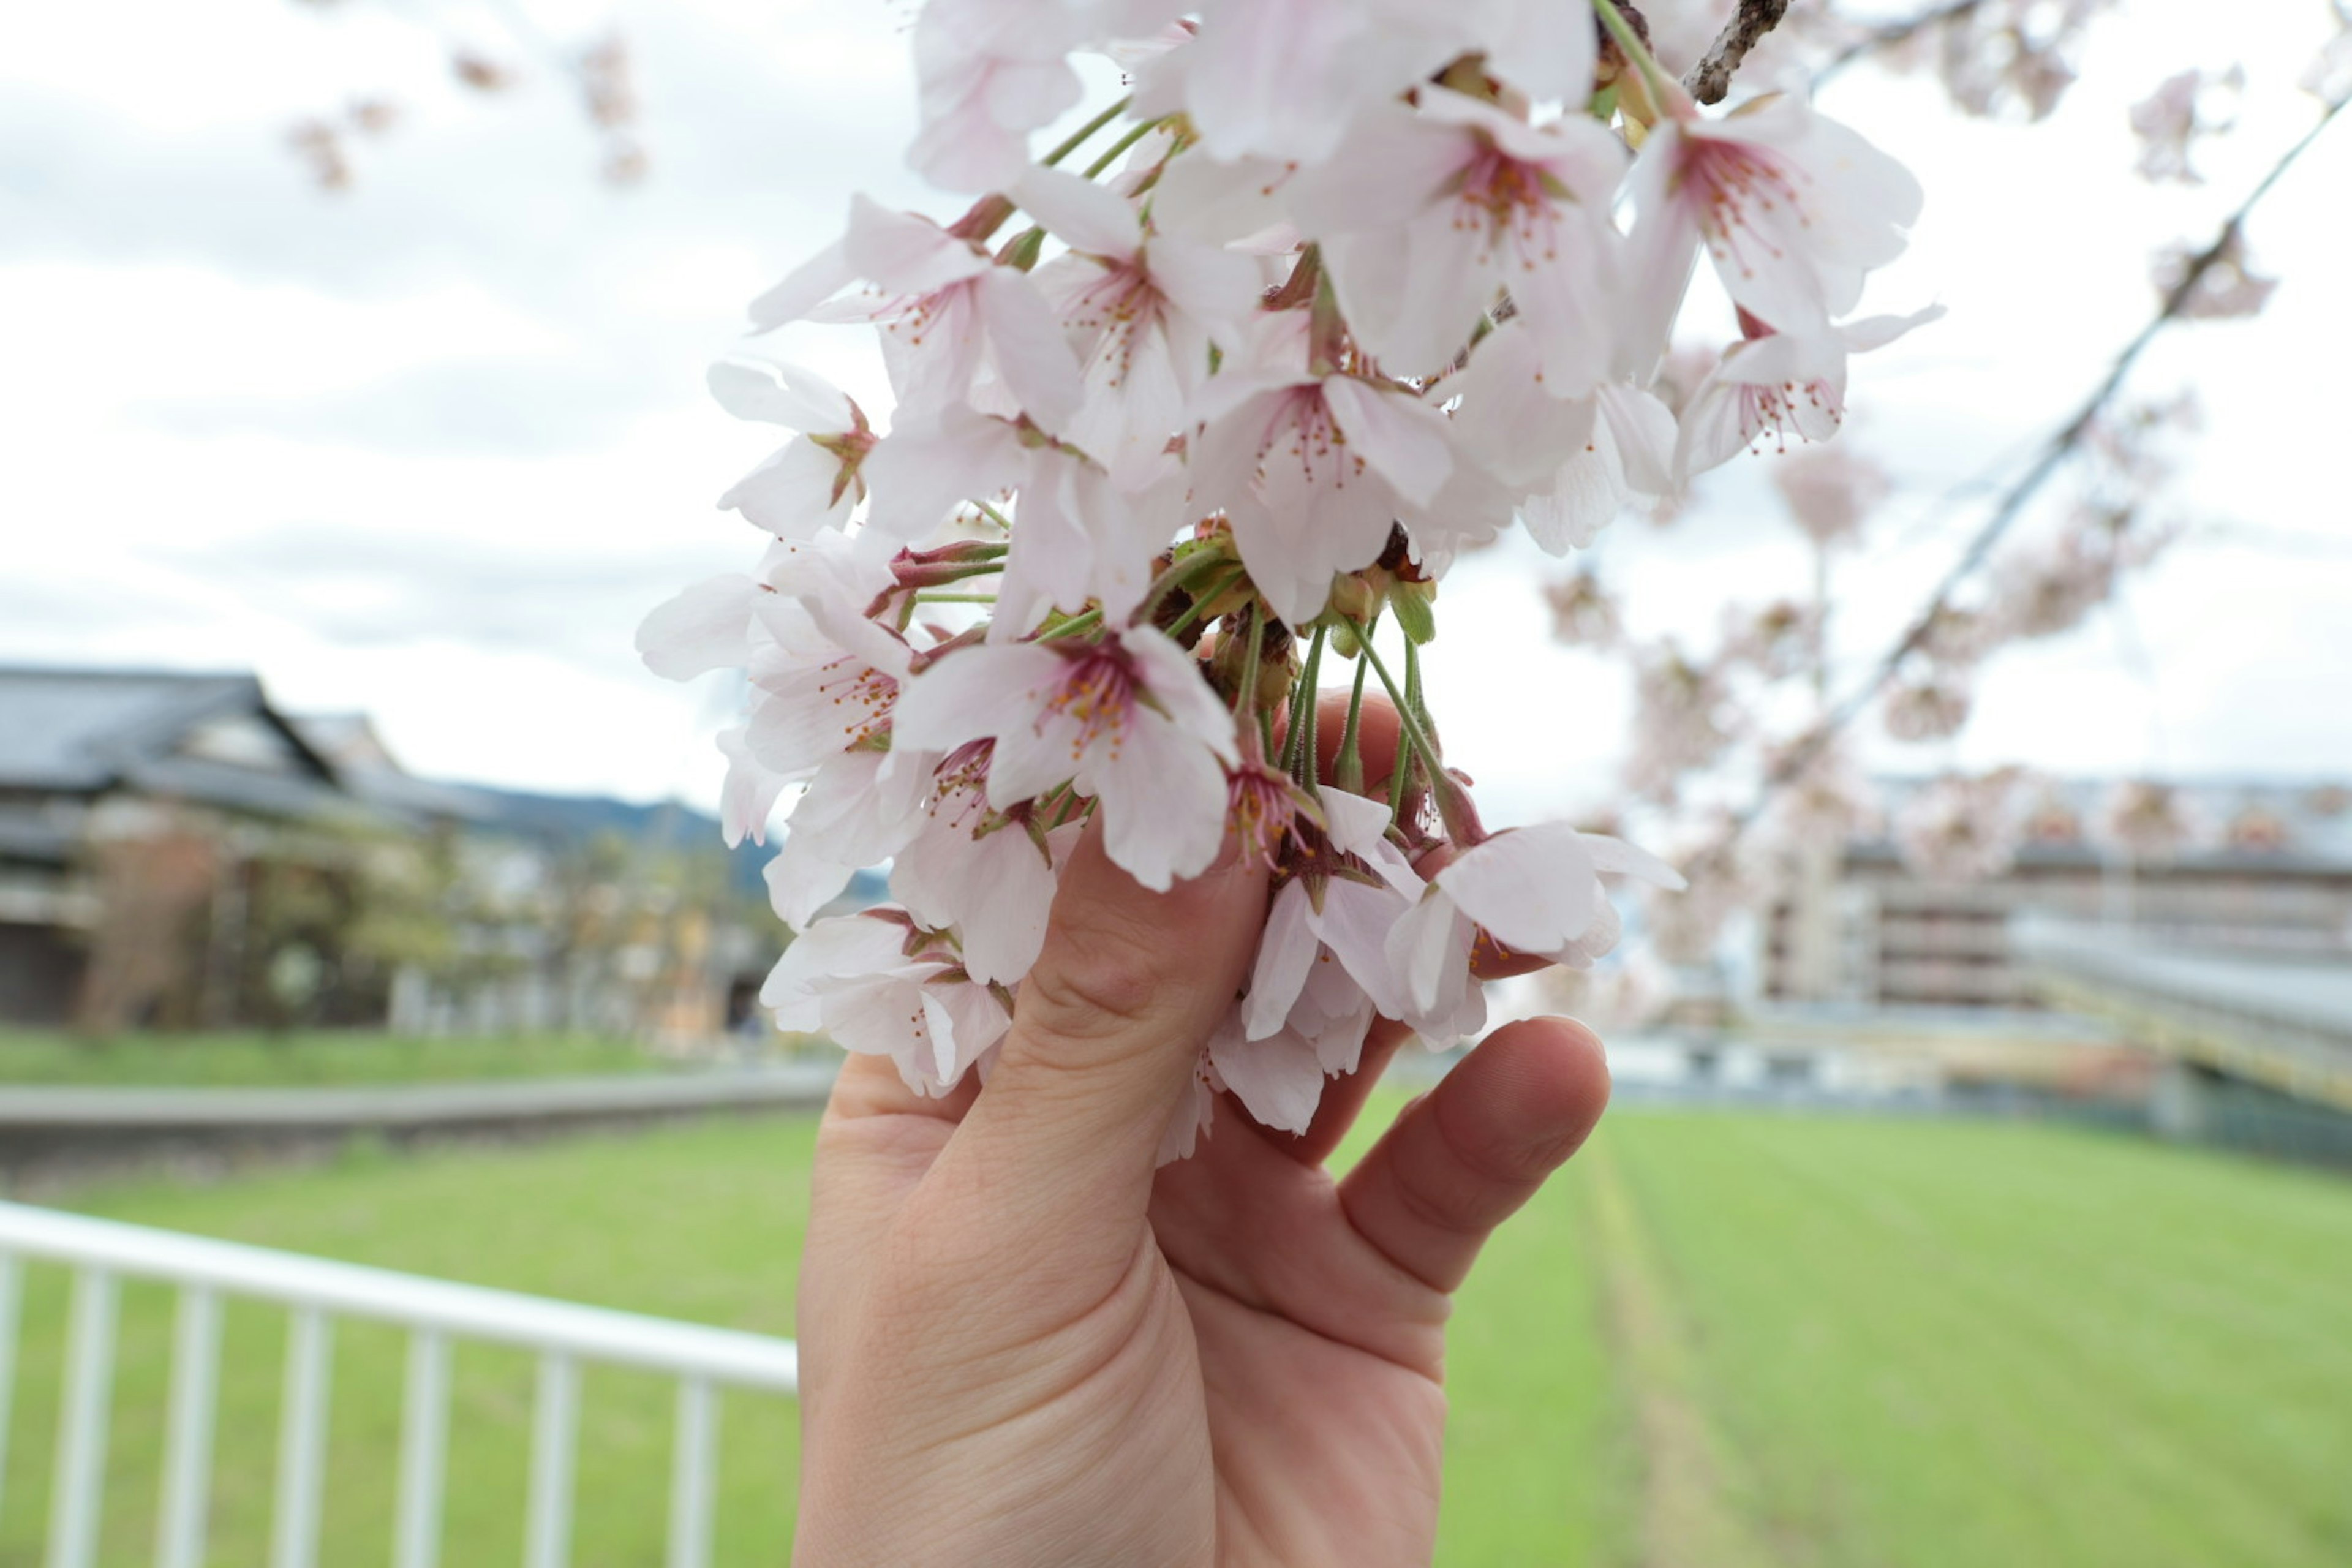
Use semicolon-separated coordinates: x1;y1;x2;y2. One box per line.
1209;1021;1327;1134
1433;823;1602;954
636;574;756;679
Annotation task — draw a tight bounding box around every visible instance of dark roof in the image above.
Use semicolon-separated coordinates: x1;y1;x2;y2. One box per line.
0;665;347;819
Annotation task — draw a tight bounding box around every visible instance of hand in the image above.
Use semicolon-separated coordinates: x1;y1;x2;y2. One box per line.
791;704;1611;1567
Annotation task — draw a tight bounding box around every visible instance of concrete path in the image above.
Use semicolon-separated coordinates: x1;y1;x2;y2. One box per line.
0;1063;839;1177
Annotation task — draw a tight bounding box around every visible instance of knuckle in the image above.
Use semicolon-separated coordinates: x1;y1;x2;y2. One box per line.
1017;916;1170;1049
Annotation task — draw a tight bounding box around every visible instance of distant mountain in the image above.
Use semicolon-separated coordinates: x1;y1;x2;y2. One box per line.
456;785;725;850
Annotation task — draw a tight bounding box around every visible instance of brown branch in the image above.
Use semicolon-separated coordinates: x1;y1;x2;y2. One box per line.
1721;93;2347;846
1683;0;1793;104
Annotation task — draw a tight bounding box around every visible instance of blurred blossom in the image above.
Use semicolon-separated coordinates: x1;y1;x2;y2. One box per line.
1646;834;1749;967
1876;0;2116;121
287;118;351;190
2022;786;2084;845
1763;736;1880;846
1989;523;2120;641
1717;598;1820;682
2305;1;2352;104
1626;646;1736;804
1882;671;1972;741
2128;67;2241;185
1770;445;1891;549
1896;769;2030;882
452;51;520;92
1920;603;2001;667
2152;231;2278;320
2101;779;2196;861
1545;571;1623;649
2226;803;2292;853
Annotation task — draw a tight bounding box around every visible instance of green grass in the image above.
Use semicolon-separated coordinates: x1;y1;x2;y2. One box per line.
0;1030;684;1088
0;1120;813;1567
4;1109;2350;1565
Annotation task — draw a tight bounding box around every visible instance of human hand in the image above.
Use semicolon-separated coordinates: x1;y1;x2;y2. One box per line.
791;701;1611;1567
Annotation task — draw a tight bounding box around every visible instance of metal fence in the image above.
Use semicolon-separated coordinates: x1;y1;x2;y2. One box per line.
0;1199;798;1568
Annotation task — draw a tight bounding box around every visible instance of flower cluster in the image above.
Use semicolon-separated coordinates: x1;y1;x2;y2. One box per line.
641;0;1926;1156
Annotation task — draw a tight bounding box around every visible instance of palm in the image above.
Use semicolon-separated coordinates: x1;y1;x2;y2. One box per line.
1154;1122;1455;1567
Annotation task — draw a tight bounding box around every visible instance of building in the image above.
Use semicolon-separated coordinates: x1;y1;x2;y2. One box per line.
1762;777;2352;1011
0;665;772;1042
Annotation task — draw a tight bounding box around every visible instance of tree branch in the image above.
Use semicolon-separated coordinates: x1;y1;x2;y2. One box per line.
1727;94;2347;840
1683;0;1792;104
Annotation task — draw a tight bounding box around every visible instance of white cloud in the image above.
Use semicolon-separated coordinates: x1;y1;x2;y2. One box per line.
1;0;2346;825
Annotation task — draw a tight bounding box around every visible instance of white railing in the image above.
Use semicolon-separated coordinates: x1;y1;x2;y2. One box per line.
0;1199;798;1568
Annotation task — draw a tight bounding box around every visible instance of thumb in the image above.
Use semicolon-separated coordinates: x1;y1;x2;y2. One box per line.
932;815;1264;1258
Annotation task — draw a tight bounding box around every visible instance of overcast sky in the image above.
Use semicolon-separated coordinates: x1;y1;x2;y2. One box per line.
5;0;2348;827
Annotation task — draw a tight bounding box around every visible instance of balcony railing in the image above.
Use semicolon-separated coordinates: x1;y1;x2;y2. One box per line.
0;1199;798;1567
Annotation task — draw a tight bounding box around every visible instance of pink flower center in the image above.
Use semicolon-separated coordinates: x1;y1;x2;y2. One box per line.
1040;647;1139;762
1738;374;1841;453
1227;764;1299;870
1257;386;1365;492
816;658;898;746
1449;141;1564;269
1678;138;1810;282
1067;261;1166;390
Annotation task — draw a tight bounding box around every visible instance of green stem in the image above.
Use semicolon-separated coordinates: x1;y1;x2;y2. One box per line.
1592;0;1681;113
1164;566;1245;638
1286;625;1328;796
1232;604;1262;717
1133;547;1238;625
1039;607;1103;641
1083;116;1167;179
1039;96;1133;169
1354;627;1448;793
1335;652;1371;796
913;592;998;605
971;500;1015;532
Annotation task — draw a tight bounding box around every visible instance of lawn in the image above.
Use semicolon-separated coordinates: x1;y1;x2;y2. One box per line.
3;1107;2350;1566
0;1030;688;1088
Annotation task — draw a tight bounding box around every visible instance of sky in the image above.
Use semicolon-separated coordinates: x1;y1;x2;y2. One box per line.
4;0;2349;829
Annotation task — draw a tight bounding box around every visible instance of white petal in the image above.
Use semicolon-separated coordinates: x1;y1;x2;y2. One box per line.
977;268;1086;433
1384;886;1466;1017
1208;1023;1327;1134
892;642;1065;755
1012;165;1142;260
1092;707;1229;890
636;574;755;680
1322;376;1453;508
1121;625;1237;763
844;195;991;293
1433;824;1601;954
706;360;851;431
1245;883;1320;1039
748;236;855;331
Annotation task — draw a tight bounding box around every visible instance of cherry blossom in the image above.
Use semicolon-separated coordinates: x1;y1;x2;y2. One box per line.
637;0;1936;1156
1015;165;1263;488
753;196;1083;432
1189;369;1455;626
892;625;1238;891
1287;91;1627;382
1626;92;1924;345
707;360;875;538
763;910;1010;1096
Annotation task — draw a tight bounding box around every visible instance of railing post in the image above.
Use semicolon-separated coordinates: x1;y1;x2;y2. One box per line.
156;1285;224;1568
665;1377;718;1568
393;1330;451;1568
268;1306;333;1568
523;1352;579;1568
0;1253;19;1531
47;1268;119;1568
